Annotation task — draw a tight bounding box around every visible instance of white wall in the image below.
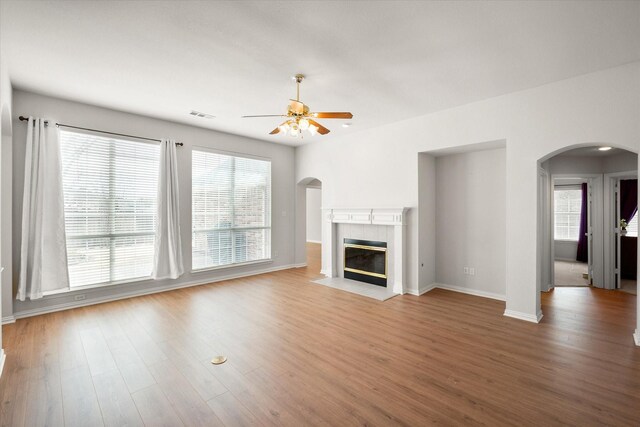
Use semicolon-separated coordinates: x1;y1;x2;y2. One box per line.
296;61;640;322
0;56;12;362
7;90;296;318
548;154;637;176
305;187;322;243
434;148;506;300
417;153;436;294
554;240;578;261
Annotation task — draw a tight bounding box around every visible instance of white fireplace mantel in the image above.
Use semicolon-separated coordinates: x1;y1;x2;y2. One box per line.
321;208;409;294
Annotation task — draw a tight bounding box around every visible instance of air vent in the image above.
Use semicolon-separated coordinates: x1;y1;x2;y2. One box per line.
189;110;215;119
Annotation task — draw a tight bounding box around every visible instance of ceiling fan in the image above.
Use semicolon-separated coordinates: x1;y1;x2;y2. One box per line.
241;74;353;137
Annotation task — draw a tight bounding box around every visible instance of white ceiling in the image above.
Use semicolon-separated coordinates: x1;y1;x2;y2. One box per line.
1;1;639;146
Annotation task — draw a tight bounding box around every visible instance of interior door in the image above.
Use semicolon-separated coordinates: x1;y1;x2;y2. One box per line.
587;180;594;284
615;180;621;289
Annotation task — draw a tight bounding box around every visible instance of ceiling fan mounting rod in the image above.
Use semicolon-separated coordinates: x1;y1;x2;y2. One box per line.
294;74;305;101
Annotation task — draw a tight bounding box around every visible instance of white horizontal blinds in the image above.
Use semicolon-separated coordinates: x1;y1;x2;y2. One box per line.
626;213;638;237
192;150;271;269
554;187;582;241
60;130;160;287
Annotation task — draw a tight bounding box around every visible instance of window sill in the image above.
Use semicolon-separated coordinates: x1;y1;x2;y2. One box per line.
554;239;579;243
192;258;273;274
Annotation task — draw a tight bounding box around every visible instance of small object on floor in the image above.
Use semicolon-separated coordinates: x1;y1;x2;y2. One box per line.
211;355;227;365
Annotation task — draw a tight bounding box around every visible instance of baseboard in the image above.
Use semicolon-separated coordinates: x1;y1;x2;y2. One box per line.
407;283;437;296
1;315;15;325
11;263;302;321
0;350;5;378
292;263;307;268
504;309;543;323
431;283;506;301
306;240;321;244
554;257;580;262
634;330;640;347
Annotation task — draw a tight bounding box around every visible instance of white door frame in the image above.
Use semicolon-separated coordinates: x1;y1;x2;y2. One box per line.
603;171;637;290
538;167;553;292
550;174;604;288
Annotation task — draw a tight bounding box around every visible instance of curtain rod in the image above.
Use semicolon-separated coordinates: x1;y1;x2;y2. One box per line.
18;116;184;147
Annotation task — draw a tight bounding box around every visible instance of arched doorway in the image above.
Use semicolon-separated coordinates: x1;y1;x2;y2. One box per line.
537;143;639;344
295;177;323;277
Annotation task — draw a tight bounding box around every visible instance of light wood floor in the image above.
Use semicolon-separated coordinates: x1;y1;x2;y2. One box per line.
1;244;639;426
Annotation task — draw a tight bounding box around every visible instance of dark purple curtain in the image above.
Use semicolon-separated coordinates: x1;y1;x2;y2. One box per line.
576;183;588;262
620;179;638;223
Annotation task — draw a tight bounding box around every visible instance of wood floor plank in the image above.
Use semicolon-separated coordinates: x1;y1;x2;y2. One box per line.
92;370;144;427
108;343;157;394
155;340;228;401
148;360;224;427
60;365;104;427
79;327;118;377
24;374;64;427
206;392;262;427
131;385;184;427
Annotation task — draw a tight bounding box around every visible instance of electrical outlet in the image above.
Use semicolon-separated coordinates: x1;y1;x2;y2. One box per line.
274;250;279;258
469;268;475;276
74;294;86;301
463;267;469;275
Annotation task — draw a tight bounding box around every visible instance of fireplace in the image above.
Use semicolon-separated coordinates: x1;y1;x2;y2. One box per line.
343;238;387;286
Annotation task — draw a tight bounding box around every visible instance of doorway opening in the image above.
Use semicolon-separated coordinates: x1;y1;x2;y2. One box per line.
296;177;323;277
552;180;591;287
610;176;637;295
538;145;638;294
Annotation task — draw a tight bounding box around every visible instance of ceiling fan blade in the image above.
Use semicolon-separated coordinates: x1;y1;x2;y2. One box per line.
288;99;307;115
269;120;289;135
242;114;286;118
310;112;353;119
308;119;330;135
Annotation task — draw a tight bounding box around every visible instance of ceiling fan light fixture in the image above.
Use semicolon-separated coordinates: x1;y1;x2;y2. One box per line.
299;118;310;130
278;123;290;133
308;124;318;136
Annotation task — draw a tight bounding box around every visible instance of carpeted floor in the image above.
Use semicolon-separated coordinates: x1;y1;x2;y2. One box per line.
554;260;589;287
619;279;637;295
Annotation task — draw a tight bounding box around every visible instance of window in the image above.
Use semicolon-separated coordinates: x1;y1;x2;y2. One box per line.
626;213;638;237
60;131;160;288
192;150;271;270
554;187;582;241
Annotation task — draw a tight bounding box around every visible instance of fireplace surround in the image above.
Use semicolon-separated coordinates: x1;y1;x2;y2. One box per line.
321;208;409;294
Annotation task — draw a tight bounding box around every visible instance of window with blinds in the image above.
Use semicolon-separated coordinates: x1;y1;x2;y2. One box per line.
626;213;638;237
192;150;271;270
60;130;160;288
554;187;582;241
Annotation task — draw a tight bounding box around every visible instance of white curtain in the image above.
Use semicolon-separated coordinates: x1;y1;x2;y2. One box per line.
17;117;70;300
152;138;184;279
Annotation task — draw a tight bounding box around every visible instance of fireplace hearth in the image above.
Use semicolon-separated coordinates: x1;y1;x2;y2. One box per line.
343;238;387;286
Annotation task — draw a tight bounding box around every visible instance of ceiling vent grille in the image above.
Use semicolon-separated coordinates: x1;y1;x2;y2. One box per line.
189;110;215;119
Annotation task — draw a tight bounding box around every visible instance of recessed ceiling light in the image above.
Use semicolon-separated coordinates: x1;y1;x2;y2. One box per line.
342;123;352;128
598;146;612;151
